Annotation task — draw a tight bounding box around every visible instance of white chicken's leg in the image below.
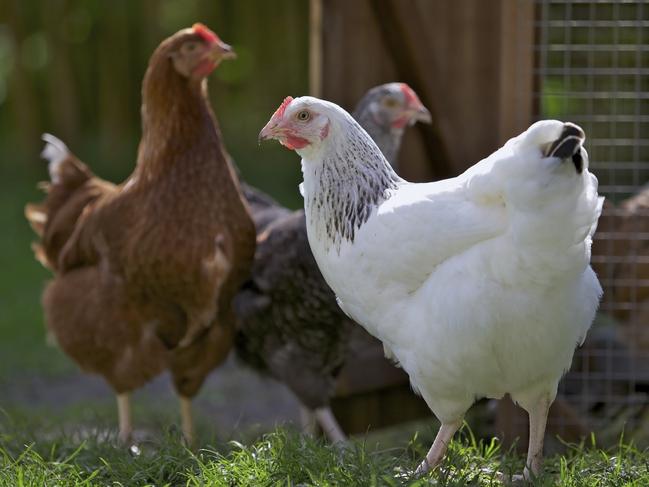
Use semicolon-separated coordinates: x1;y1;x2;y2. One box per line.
314;407;347;443
180;395;194;446
522;396;550;480
415;419;463;475
117;393;132;444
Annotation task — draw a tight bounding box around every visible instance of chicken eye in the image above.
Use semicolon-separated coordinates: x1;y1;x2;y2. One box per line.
297;110;311;122
382;97;399;108
184;42;198;53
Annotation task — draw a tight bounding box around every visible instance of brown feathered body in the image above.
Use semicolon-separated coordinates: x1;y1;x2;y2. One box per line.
26;30;255;398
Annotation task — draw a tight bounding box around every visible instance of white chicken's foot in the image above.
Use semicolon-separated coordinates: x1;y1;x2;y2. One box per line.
522;395;551;481
314;407;347;443
116;393;132;444
180;395;194;447
414;419;463;476
300;406;318;436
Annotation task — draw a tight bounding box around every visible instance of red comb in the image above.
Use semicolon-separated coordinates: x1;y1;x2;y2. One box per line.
273;96;294;120
192;23;220;44
400;83;420;106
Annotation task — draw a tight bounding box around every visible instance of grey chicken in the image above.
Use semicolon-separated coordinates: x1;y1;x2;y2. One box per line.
234;83;430;441
353;82;431;171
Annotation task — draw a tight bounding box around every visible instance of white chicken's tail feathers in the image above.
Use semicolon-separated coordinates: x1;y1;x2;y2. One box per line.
41;133;70;184
544;122;586;173
473;121;603;276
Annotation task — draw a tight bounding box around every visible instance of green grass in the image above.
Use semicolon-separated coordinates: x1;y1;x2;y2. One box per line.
0;155;73;380
1;420;647;486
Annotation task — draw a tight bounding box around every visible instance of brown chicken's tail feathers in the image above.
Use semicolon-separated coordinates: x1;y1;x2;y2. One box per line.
41;133;71;183
24;203;47;237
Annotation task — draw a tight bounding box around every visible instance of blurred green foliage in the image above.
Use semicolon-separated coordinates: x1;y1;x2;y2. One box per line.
0;0;309;376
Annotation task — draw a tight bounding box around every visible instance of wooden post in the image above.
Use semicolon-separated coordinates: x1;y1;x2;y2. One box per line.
309;0;323;97
496;0;536;144
368;0;455;179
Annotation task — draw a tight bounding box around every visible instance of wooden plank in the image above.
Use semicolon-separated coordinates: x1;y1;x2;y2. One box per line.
309;0;323;97
368;0;455;180
335;333;410;397
319;0;537;179
496;0;536;144
332;384;432;435
320;0;435;182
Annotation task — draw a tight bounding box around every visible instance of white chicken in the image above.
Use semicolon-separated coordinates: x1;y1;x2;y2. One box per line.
259;96;603;480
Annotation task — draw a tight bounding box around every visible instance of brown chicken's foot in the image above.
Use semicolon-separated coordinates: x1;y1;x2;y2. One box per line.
180;395;194;447
414;419;463;476
314;407;347;443
116;393;132;444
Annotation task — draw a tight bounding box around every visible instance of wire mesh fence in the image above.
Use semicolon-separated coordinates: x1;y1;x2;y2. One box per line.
533;0;649;446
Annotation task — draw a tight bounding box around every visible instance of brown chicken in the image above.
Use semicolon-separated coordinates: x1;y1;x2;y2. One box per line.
24;24;255;444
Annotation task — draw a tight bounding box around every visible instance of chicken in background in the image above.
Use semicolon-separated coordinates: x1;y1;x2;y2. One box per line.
595;189;649;349
590;189;649;404
353;83;432;172
24;24;255;445
260;96;602;480
234;83;430;442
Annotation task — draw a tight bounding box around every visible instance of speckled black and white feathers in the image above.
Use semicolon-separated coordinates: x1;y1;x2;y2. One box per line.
307;118;402;250
234;211;352;408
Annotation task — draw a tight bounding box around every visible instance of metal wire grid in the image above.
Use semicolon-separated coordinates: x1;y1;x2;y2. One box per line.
535;0;649;444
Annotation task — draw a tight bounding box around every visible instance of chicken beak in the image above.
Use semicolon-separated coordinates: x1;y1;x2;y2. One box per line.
258;121;279;144
413;105;432;124
210;41;237;62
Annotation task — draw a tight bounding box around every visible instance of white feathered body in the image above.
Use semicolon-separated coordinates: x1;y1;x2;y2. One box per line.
300;115;603;423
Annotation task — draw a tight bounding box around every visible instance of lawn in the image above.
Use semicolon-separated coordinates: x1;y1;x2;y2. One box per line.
1;421;648;486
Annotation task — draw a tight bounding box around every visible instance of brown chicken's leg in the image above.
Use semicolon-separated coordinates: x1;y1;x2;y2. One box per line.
117;393;132;444
415;419;463;476
180;395;194;446
314;407;347;443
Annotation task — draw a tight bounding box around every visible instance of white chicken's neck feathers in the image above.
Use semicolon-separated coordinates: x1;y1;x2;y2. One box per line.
301;115;402;251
